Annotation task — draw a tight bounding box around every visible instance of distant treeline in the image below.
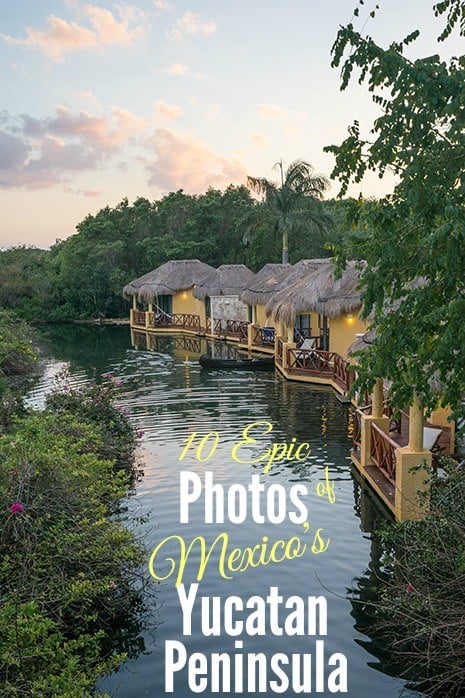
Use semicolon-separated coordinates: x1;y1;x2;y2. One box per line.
0;187;360;321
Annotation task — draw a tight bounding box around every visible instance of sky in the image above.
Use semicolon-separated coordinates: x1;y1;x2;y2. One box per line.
0;0;461;249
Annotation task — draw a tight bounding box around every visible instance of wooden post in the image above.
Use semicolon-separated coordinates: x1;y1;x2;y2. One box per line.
394;394;430;521
286;324;294;343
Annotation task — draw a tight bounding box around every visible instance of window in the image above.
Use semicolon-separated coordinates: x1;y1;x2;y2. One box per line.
157;295;172;315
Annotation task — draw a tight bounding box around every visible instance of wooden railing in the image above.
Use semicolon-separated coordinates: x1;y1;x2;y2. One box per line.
205;317;223;334
238;322;249;343
253;325;276;346
287;348;334;375
286;347;354;392
334;353;355;391
224;319;249;338
370;422;398;484
146;312;201;331
132;310;146;326
172;314;201;330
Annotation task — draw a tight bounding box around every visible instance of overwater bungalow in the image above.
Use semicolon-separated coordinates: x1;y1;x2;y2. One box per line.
192;264;255;341
123;259;214;333
349;330;456;522
239;263;292;350
259;260;368;396
240;260;344;351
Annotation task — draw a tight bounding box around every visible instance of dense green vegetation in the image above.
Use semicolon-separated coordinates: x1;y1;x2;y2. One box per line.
247;159;332;263
327;0;465;422
329;0;465;693
356;460;465;696
0;313;146;696
0;187;355;321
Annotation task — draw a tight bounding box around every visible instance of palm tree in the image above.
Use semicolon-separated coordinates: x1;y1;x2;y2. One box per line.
247;160;331;263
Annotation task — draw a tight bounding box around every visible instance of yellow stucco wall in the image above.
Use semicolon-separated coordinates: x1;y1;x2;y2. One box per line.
171;289;207;325
328;311;369;358
255;304;275;328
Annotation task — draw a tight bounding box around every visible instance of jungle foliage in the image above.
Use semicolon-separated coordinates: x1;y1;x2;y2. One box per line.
0;186;355;321
330;1;465;694
0;337;146;696
326;0;465;422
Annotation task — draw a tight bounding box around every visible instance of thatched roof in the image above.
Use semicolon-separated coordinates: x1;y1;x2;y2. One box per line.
348;329;376;355
122;259;215;302
240;259;330;307
266;259;364;325
193;264;255;300
239;263;292;306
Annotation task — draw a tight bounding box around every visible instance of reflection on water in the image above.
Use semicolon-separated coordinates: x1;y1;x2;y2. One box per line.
30;325;424;698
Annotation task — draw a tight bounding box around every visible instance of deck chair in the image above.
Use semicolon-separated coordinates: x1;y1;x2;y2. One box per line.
296;338;316;354
295;338;317;368
423;426;443;451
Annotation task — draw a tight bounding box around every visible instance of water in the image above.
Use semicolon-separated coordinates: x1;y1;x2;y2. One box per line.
29;325;422;698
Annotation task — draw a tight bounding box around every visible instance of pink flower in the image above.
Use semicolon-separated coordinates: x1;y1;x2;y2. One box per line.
9;502;25;514
407;584;414;592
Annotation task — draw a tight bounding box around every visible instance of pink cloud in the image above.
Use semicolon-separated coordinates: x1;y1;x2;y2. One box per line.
167;62;188;75
144;128;247;193
168;11;217;41
1;3;147;61
154;100;183;122
0;105;148;189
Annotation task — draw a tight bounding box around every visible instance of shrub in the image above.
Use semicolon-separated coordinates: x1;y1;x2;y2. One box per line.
45;370;137;474
361;461;465;696
0;309;37;377
0;376;146;696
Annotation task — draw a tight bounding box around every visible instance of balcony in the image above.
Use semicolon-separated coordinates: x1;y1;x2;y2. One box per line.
286;347;354;393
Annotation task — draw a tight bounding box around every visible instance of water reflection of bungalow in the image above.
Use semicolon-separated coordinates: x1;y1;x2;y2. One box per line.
349;331;455;522
192;264;255;341
123;259;214;332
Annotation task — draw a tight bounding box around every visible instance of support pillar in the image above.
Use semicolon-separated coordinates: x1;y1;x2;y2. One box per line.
394;395;430;521
247;322;254;350
282;341;296;372
130;295;137;326
145;302;152;329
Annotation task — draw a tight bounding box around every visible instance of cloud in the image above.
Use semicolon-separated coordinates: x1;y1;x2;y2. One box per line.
205;104;222;120
167;62;188;75
168;11;217;41
0;105;148;189
251;132;268;148
144;128;246;193
256;103;308;121
111;106;149;136
0;2;147;61
154;100;183;121
154;0;172;11
74;90;103;110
